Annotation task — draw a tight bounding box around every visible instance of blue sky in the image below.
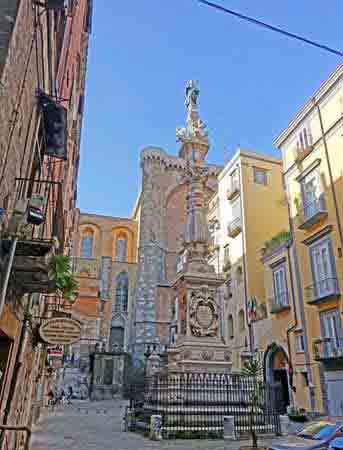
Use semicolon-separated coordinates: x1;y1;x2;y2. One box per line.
78;0;342;218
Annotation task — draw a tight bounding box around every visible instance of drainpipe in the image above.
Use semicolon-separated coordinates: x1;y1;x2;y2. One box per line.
238;163;253;353
315;100;343;251
284;177;316;412
286;241;298;404
0;237;18;318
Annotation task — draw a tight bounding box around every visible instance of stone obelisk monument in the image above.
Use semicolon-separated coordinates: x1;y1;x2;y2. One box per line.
167;81;231;373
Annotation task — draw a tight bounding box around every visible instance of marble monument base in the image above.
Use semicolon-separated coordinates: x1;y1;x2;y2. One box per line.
167;337;232;373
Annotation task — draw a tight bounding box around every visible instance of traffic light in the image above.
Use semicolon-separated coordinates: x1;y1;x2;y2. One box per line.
38;92;67;159
46;0;65;9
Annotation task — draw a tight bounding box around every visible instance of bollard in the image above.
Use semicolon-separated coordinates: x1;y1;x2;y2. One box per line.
150;415;162;441
223;416;236;441
280;415;290;436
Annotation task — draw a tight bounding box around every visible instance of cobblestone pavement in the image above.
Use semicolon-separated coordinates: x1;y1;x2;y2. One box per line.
30;400;281;450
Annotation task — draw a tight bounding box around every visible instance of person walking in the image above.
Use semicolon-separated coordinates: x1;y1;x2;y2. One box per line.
67;385;73;405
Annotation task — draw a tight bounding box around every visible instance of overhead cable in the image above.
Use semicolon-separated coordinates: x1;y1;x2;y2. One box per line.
196;0;343;57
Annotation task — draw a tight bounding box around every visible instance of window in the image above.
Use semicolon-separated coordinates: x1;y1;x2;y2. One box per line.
295;334;305;353
224;245;230;263
310;237;338;299
81;233;93;257
272;264;288;306
231;197;241;220
228;315;234;339
301;168;322;219
253;167;268;186
297;127;312;149
116;236;127;262
115;272;129;311
109;327;124;350
238;309;245;331
320;309;342;356
230;169;239;190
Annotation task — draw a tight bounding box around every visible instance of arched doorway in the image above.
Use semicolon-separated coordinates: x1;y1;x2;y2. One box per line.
264;344;290;413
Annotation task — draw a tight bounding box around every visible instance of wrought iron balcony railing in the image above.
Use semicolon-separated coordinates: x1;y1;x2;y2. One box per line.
297;196;327;230
227;217;242;238
227;179;240;201
72;257;100;278
269;291;290;314
313;337;343;361
305;277;340;305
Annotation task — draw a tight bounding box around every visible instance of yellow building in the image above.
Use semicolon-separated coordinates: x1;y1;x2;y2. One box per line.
208;149;289;380
70;211;138;368
274;62;343;415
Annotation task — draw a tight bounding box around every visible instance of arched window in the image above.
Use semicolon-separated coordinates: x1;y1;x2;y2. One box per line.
228;315;234;339
239;309;245;331
115;272;129;311
116;235;127;262
81;232;93;257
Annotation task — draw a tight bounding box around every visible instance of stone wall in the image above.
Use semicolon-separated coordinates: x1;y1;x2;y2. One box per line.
133;147;219;359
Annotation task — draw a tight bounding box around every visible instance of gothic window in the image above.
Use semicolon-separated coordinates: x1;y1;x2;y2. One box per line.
116;235;127;262
81;232;93;257
115;272;129;311
109;326;124;350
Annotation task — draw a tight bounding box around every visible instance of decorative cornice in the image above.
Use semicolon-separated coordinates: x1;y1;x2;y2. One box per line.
274;61;343;148
301;225;333;246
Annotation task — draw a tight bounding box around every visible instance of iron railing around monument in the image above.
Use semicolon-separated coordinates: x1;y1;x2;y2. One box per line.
124;372;282;439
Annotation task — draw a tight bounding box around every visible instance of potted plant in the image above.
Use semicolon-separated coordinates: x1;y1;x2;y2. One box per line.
49;254;79;302
240;356;266;450
287;405;308;422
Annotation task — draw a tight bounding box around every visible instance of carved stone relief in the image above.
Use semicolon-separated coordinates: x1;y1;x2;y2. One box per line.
189;290;219;337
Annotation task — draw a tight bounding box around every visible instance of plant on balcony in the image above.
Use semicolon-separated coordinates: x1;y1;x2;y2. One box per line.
262;230;291;256
287;405;308;422
241;357;264;450
49;255;79;302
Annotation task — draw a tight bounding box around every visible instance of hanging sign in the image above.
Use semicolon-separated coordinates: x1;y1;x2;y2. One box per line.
39;318;81;345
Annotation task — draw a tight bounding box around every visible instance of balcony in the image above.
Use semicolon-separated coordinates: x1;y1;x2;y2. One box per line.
226;179;240;201
269;292;291;314
4;177;64;257
72;257;100;278
305;277;340;305
297;196;327;230
227;217;242;238
295;144;313;164
313;337;343;361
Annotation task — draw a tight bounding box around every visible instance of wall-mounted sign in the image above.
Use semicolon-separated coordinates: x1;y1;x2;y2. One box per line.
47;345;63;358
40;318;81;345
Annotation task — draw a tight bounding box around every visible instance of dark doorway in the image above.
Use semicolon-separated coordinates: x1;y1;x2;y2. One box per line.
0;334;13;395
273;368;290;413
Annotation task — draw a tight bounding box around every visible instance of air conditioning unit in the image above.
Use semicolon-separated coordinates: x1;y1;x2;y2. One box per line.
7;199;29;234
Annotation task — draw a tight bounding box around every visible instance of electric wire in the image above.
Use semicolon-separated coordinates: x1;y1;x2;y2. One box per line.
196;0;343;57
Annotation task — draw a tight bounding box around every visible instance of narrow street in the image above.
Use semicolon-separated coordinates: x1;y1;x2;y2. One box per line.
30;400;228;450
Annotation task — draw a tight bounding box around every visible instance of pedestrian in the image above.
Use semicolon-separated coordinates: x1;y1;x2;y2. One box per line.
60;388;66;406
67;385;73;404
47;388;54;406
